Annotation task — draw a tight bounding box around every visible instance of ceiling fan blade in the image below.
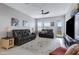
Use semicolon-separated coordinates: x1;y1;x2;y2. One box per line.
41;10;49;14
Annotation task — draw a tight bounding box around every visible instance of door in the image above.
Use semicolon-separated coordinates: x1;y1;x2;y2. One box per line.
56;20;65;38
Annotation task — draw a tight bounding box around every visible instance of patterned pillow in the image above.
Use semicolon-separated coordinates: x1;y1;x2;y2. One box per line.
76;51;79;55
65;44;79;55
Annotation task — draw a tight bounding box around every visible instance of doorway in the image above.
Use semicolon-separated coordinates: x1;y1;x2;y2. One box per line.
55;20;65;38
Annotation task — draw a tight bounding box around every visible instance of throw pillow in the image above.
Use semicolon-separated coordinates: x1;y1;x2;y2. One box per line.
76;51;79;55
65;44;79;55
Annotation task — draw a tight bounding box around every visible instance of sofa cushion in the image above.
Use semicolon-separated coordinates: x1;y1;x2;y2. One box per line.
64;35;71;42
63;35;78;48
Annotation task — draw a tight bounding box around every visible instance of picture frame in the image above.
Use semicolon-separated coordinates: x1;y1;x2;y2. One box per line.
51;22;54;26
23;20;28;27
11;17;19;26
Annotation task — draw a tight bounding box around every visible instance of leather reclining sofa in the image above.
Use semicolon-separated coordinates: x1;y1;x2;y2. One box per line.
12;29;36;46
39;29;54;38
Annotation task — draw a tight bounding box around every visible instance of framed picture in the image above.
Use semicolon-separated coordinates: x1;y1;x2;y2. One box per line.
23;20;28;27
11;17;19;26
51;22;54;26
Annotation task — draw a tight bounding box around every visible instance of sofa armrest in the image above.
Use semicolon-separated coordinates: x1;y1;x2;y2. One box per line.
49;47;67;55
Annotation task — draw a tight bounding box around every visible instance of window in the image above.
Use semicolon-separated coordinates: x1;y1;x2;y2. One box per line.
44;22;50;27
38;22;43;31
57;21;63;27
38;22;43;27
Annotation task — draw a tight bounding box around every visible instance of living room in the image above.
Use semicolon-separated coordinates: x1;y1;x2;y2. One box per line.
0;3;79;55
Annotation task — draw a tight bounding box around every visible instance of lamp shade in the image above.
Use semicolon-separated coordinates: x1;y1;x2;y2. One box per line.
5;26;11;32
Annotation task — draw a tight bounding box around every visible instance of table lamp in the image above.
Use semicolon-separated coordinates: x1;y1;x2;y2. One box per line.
5;27;11;38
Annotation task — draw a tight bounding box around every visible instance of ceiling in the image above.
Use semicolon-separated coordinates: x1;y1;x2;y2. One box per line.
4;3;75;18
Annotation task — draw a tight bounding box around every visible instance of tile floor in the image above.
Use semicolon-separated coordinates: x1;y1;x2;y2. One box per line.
0;36;65;55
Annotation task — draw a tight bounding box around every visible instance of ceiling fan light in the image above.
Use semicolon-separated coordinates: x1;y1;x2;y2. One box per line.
41;10;49;14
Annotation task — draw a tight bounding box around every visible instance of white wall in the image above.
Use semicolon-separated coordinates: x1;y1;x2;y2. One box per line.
65;4;78;21
75;12;79;40
0;4;35;38
65;4;78;35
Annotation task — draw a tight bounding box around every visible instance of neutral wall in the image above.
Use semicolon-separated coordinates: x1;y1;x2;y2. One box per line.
65;4;78;21
75;12;79;40
65;4;78;35
0;4;35;38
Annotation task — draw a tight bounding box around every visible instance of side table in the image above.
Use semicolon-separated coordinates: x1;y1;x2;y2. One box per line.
1;37;14;49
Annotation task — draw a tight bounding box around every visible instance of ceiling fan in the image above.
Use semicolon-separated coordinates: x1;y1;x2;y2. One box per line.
41;10;49;14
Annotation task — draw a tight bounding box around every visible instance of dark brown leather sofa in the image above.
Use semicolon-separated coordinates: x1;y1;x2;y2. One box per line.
39;29;54;38
12;29;36;46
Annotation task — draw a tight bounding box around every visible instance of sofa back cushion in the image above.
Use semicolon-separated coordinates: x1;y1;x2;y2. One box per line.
42;29;53;34
64;35;72;42
12;29;30;38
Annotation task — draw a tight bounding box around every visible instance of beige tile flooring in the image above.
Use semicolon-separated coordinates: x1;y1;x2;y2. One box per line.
0;36;65;55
